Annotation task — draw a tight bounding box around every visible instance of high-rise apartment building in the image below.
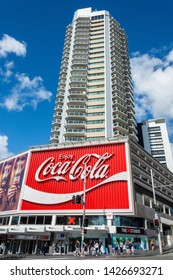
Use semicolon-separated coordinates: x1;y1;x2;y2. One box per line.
137;118;173;172
50;7;137;144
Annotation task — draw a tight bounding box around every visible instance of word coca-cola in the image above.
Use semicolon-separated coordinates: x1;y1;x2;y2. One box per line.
35;152;114;183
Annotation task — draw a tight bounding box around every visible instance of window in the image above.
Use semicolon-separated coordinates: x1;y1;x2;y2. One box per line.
87;120;105;124
20;216;28;224
28;216;36;224
91;15;104;20
36;216;44;225
154;156;166;161
148;126;160;132
87;136;105;140
88;98;104;102
143;195;150;207
88;112;105;116
87;105;104;109
11;216;19;225
87;128;105;132
44;216;52;225
0;216;10;226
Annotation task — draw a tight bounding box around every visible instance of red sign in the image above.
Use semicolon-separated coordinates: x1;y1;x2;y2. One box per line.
21;142;130;211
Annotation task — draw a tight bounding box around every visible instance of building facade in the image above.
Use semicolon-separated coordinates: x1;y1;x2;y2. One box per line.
0;138;173;255
137;118;173;173
50;8;137;144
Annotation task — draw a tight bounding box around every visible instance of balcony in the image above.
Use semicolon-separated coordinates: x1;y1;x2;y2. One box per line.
64;128;86;136
66;112;87;119
67;105;86;112
52;119;61;126
65;120;86;128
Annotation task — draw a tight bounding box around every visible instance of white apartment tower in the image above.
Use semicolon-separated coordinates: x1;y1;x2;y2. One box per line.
138;118;173;172
50;8;137;144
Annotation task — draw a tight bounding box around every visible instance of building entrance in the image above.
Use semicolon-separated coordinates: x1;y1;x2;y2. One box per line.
20;240;37;254
54;240;65;254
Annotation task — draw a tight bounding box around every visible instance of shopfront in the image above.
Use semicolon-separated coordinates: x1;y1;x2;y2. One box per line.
112;227;148;250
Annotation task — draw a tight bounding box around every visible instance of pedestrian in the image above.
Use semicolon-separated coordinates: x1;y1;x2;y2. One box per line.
150;240;155;251
125;241;130;255
119;241;123;254
131;241;135;255
89;240;93;255
94;241;99;256
113;240;119;255
75;239;81;256
99;239;103;255
42;243;47;256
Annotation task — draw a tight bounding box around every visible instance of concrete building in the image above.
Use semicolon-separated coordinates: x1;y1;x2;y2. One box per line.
137;118;173;173
50;7;137;144
0;138;173;255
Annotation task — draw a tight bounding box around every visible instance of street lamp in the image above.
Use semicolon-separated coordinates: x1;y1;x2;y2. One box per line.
150;169;163;254
71;163;87;256
81;163;87;256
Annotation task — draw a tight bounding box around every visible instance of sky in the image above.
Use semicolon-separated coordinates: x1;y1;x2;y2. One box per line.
1;0;173;160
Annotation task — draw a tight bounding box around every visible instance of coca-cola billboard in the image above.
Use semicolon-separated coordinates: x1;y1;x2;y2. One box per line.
21;142;132;212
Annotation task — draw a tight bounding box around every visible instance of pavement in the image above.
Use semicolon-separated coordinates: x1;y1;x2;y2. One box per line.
0;245;173;260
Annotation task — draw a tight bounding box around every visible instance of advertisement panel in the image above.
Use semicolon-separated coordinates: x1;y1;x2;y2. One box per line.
21;142;132;212
0;153;28;211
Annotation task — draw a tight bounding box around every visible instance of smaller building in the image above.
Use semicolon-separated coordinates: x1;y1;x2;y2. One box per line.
137;118;173;173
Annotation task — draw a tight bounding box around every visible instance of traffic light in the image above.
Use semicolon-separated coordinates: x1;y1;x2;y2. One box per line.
80;218;89;227
72;195;76;204
71;195;82;204
75;195;82;204
153;219;160;228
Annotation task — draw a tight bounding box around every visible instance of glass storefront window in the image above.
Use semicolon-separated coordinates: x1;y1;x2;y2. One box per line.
112;216;144;227
28;216;36;224
36;216;44;225
0;216;10;225
11;216;19;225
20;216;28;224
44;216;52;225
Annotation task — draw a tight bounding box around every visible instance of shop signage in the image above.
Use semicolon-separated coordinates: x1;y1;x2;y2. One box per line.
117;227;145;235
21;142;132;212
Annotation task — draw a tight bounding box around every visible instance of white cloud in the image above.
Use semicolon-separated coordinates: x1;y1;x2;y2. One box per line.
0;135;13;160
0;34;52;111
1;73;52;111
0;34;26;57
131;49;173;124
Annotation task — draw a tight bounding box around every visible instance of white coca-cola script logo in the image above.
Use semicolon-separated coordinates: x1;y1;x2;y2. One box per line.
35;153;114;182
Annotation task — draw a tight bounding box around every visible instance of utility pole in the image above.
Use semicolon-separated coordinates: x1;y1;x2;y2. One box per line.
150;169;163;254
81;163;86;256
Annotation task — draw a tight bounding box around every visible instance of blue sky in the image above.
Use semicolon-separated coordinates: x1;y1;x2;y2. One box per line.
1;0;173;159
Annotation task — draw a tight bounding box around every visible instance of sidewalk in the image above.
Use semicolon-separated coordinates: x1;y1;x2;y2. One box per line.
0;249;162;260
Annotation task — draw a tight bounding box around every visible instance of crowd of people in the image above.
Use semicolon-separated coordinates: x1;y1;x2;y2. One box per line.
113;240;135;255
74;239;104;256
74;239;136;256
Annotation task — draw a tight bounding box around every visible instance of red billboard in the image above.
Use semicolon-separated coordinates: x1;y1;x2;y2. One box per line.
0;153;28;211
21;142;132;212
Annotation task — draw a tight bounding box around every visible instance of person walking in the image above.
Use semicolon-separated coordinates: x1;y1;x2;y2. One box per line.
113;240;119;255
99;239;103;255
75;239;81;256
119;241;123;254
150;240;155;251
41;243;47;256
94;241;99;256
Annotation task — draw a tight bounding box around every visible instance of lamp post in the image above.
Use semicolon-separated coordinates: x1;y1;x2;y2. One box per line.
81;163;87;255
150;169;163;254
